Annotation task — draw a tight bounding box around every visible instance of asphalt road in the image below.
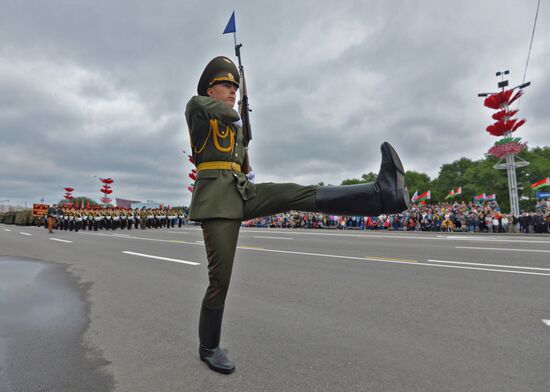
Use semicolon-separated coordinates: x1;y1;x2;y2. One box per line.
1;223;549;392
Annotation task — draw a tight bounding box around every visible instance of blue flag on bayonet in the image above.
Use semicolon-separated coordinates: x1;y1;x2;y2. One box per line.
223;11;236;34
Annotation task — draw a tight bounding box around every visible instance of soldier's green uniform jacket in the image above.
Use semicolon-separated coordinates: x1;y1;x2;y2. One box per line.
186;95;256;220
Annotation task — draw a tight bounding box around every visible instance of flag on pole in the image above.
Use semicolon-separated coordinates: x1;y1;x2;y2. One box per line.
445;189;455;200
485;194;496;201
474;193;486;201
223;11;236;34
454;186;462;196
411;190;418;202
530;177;550;190
415;190;431;202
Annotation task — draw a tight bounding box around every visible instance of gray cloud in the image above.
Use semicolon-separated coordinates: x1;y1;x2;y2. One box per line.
1;0;548;207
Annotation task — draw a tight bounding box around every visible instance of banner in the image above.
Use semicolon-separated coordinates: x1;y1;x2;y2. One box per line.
535;191;550;200
32;203;49;217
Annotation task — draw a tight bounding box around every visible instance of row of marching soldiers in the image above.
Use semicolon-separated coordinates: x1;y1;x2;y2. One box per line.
45;205;188;233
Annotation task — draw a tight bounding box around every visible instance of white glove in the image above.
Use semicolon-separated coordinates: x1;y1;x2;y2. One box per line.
246;171;255;183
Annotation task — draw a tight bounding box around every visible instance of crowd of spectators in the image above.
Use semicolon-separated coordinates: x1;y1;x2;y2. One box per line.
242;199;550;234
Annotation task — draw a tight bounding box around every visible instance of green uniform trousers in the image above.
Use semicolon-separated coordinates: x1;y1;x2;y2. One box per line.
201;183;318;308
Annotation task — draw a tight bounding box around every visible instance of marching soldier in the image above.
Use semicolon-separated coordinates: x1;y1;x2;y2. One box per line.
127;209;133;230
134;208;141;229
178;209;185;227
113;210;120;230
75;209;81;232
46;204;58;233
63;209;69;231
140;207;147;229
106;209;112;230
186;56;409;374
93;211;100;231
119;209;126;230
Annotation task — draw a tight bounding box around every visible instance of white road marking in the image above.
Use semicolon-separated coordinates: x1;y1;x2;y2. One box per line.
542;319;550;326
19;232;32;236
50;238;73;243
428;259;550;271
240;229;550;244
456;246;550;253
234;248;550;277
253;236;293;240
3;229;11;232
122;251;200;266
78;232;550;277
79;232;197;245
195;240;204;244
112;234;131;237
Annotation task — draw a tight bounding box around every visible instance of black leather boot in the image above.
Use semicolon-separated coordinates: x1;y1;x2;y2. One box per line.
315;142;410;216
198;305;235;374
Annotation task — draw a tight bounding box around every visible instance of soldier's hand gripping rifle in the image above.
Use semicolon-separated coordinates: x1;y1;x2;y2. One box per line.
235;43;252;174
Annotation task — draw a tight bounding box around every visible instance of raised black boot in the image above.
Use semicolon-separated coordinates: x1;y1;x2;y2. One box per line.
315;142;410;216
198;304;235;374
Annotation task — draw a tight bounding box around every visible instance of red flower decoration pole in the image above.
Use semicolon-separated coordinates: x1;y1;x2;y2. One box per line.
98;178;115;205
63;187;74;200
478;71;530;216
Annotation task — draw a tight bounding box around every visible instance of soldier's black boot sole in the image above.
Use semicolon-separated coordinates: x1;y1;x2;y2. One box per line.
378;142;410;214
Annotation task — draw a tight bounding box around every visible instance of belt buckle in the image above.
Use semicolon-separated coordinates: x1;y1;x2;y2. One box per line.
231;162;239;171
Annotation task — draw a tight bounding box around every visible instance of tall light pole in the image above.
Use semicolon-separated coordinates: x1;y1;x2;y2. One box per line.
478;71;530;216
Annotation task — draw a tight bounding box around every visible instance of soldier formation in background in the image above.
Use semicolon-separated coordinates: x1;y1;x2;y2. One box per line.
44;205;188;232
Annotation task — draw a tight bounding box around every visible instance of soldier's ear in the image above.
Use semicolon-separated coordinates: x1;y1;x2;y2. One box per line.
206;86;215;98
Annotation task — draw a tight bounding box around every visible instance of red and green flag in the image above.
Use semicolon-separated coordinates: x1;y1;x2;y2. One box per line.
454;186;462;196
485;194;496;201
530;177;550;190
445;189;455;200
414;190;431;202
474;193;486;201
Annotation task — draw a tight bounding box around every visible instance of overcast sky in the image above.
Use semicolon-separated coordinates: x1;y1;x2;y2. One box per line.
1;0;548;207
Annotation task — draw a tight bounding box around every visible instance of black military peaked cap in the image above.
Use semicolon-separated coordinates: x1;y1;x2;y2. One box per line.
197;56;239;96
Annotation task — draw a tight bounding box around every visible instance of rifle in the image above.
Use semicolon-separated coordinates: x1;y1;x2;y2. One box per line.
235;43;252;174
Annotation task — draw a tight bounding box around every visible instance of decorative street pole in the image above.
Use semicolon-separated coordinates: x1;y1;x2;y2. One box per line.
98;178;114;206
478;71;530;216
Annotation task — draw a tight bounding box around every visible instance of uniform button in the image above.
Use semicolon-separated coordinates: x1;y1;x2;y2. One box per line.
235;153;238;157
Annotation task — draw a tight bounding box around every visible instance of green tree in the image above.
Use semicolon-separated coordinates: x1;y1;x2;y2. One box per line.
431;158;474;202
404;171;431;197
341;171;377;185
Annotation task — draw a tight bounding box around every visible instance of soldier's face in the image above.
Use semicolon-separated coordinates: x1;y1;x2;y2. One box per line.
207;82;237;108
